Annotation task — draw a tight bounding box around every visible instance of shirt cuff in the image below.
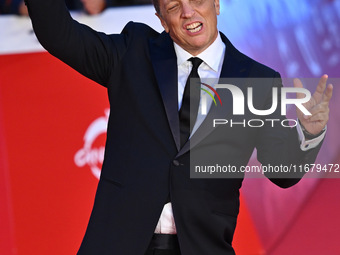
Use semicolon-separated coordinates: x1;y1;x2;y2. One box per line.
296;120;326;151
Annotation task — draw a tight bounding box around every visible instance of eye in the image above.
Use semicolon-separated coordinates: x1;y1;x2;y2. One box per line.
168;4;179;11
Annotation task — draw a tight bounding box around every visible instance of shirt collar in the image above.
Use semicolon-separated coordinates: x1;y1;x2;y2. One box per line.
173;32;225;72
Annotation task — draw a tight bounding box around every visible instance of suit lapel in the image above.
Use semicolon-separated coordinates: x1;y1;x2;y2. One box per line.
149;32;181;151
177;32;251;157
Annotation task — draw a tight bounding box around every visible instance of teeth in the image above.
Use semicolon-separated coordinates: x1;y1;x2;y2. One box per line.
186;22;202;33
187;22;200;29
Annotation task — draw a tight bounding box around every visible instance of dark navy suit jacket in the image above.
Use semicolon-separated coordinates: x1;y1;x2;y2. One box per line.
26;0;322;254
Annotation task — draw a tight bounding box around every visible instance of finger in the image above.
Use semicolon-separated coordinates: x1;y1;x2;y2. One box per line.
313;74;328;98
322;83;333;103
303;107;329;121
293;78;306;99
305;112;329;123
305;103;326;116
302;101;329;120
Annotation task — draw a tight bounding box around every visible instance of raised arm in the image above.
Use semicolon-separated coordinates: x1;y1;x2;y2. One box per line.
255;73;328;188
25;0;127;86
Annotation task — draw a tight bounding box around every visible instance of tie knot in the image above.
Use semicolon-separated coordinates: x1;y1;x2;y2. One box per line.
189;57;203;71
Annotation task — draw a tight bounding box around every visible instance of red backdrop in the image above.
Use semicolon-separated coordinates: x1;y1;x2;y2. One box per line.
1;45;339;255
1;1;340;253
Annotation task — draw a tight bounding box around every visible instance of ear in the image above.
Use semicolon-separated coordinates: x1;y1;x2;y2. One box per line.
155;12;170;33
214;0;220;15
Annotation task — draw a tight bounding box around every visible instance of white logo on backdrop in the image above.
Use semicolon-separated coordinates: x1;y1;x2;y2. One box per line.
74;109;109;179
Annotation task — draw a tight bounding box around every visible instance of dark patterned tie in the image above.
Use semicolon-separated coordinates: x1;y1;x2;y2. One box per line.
179;57;203;148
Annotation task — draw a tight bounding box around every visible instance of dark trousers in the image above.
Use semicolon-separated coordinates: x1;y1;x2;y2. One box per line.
145;234;181;255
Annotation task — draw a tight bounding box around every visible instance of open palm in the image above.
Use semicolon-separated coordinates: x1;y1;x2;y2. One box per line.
294;75;333;135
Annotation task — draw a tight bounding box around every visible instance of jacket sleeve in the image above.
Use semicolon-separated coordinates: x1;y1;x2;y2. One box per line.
25;0;129;86
255;72;324;188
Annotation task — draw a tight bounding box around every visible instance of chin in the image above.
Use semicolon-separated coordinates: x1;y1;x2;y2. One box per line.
190;42;208;52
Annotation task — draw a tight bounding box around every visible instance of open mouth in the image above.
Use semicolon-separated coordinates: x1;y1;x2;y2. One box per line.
186;22;203;33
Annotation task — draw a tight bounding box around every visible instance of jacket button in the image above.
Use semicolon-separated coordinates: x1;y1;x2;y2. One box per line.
173;160;180;166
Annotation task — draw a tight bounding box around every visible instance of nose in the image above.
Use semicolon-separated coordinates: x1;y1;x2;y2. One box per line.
181;2;195;18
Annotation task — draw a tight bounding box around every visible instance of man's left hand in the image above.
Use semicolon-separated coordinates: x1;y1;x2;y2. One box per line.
294;74;333;135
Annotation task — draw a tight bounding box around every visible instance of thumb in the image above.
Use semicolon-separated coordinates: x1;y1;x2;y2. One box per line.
293;78;305;99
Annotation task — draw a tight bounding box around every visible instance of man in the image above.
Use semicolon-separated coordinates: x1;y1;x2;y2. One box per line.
25;0;332;254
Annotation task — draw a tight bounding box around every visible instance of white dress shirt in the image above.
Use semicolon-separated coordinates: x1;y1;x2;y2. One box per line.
154;32;325;234
154;33;225;234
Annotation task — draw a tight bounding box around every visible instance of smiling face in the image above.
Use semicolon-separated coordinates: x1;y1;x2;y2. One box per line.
156;0;220;56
